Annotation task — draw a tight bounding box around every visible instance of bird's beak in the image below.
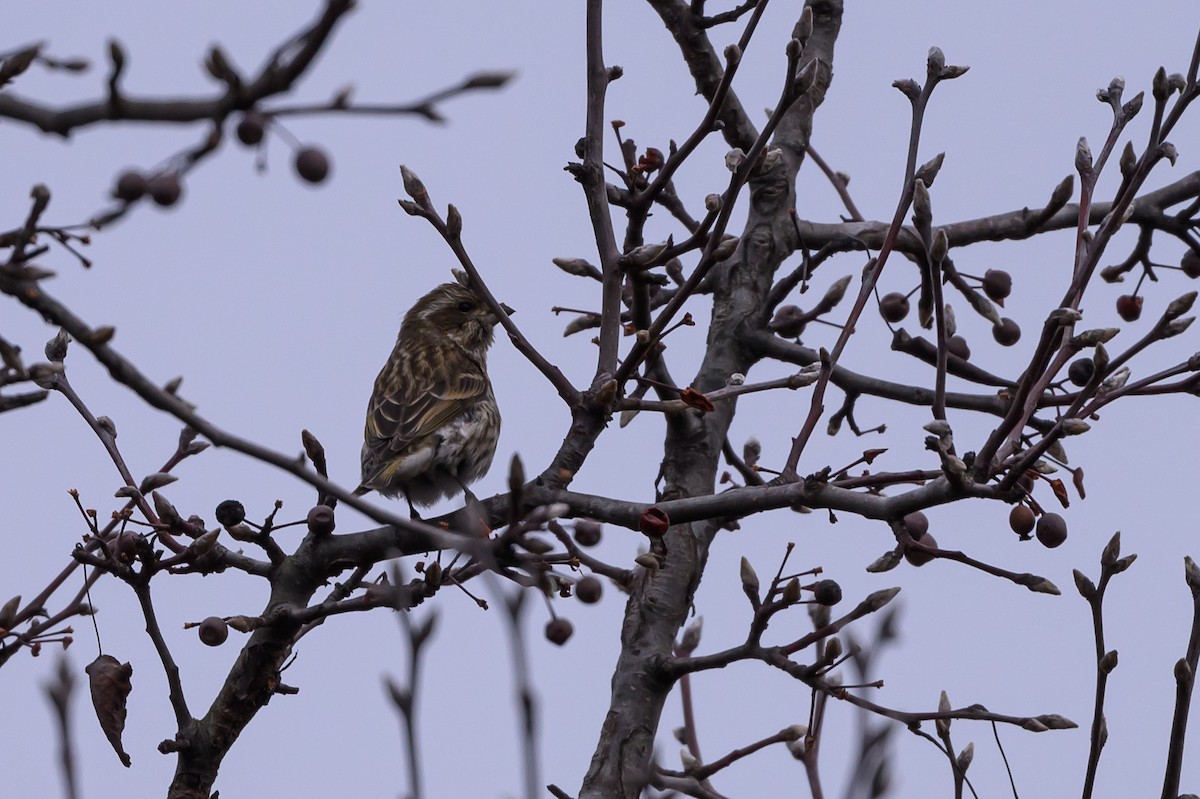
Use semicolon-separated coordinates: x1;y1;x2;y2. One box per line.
501;303;515;316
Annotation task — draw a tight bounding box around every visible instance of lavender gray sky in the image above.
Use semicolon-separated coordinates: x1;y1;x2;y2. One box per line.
3;2;1200;797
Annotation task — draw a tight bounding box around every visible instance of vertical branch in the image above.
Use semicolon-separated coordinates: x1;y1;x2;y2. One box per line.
132;578;192;730
1079;560;1113;799
390;606;437;799
801;689;827;799
44;655;79;799
1162;556;1200;799
786;50;961;472
582;0;625;380
502;588;541;799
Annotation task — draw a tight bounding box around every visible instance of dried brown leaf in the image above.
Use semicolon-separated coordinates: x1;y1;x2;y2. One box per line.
85;654;133;767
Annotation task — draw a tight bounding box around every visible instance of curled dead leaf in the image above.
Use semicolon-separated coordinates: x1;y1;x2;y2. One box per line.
85;654;133;767
679;387;715;413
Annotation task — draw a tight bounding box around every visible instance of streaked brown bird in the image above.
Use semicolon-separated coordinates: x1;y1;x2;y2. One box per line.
357;278;504;515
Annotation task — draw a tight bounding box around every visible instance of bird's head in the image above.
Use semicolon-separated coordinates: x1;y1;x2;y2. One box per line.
406;282;506;352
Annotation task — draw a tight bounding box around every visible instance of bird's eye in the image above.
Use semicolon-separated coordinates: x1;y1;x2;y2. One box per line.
457;301;475;312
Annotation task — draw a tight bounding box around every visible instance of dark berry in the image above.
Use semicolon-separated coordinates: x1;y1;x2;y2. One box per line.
575;576;602;604
545;618;574;646
1036;513;1068;548
294;146;331;184
811;579;842;606
904;532;938;566
114;171;146;202
198;616;229;647
1067;358;1095;387
880;292;910;323
902;511;929;538
992;318;1021;346
1116;294;1142;322
982;269;1013;302
307;505;336;536
214;500;245;528
1182;249;1200;279
574;519;602;547
113;531;138;564
1009;505;1035;538
147;174;182;207
235;111;266;146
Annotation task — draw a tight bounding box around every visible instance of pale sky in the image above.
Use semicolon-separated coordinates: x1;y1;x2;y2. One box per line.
3;2;1200;798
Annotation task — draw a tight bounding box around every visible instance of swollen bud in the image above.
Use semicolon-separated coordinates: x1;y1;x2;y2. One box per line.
1120;142;1138;179
929;228;949;264
400;165;431;209
911;179;931;230
740;557;760;597
1153;66;1170;101
926;47;946;75
1076;137;1093;174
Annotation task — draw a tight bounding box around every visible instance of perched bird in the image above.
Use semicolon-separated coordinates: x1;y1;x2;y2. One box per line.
357;278;505;516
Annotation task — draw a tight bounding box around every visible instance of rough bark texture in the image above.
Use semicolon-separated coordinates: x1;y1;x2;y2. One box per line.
579;3;844;796
167;541;327;797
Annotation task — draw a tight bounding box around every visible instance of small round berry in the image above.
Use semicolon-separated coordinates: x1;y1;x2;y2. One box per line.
113;530;139;564
575;576;603;604
811;579;842;606
574;519;602;547
294;146;331;184
992;318;1021;346
947;335;971;361
1067;358;1095;387
235;111;266;146
1182;249;1200;279
307;505;336;536
982;269;1013;302
902;511;929;538
147;174;182;207
1008;505;1036;537
904;532;938;567
198;616;229;647
880;292;910;323
1036;512;1068;548
113;171;146;202
545;618;574;646
214;500;245;528
1116;294;1142;322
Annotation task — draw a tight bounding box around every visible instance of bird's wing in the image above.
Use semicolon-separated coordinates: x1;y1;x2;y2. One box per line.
364;348;489;455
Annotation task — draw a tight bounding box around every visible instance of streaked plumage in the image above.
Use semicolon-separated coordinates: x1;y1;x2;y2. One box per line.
358;280;501;510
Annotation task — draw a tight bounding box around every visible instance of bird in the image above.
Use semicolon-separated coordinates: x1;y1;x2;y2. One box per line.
356;277;505;517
